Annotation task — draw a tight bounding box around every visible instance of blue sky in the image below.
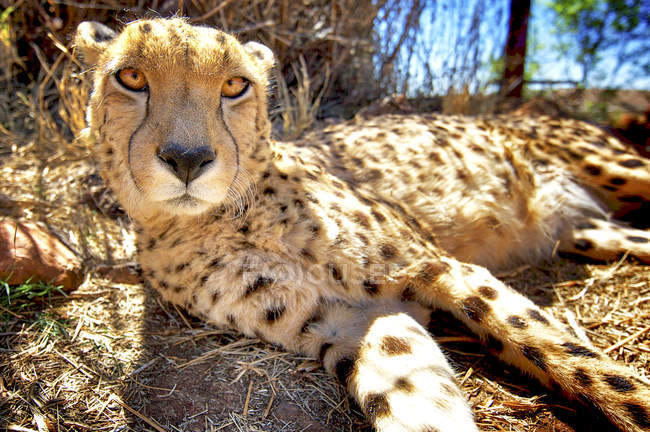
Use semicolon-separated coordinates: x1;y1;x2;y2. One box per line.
527;1;650;89
382;0;650;93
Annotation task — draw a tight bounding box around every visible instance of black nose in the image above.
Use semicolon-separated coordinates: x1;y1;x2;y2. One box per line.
157;143;216;185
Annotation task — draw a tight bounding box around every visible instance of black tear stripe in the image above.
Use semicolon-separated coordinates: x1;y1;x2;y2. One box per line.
218;102;240;191
127;91;150;192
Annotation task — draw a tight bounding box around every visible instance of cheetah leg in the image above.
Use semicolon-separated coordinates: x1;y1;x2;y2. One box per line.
407;257;650;432
559;217;650;263
300;299;479;432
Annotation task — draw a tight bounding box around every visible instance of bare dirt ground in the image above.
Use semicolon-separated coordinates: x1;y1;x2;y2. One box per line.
1;86;649;431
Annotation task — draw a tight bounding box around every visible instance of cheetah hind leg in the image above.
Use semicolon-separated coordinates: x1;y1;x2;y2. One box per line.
406;257;650;432
301;299;479;432
559;217;650;264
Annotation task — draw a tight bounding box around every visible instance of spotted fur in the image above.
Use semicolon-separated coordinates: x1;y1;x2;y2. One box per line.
76;18;650;432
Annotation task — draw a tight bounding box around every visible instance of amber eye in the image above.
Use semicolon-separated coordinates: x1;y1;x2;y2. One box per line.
116;68;148;91
221;77;249;98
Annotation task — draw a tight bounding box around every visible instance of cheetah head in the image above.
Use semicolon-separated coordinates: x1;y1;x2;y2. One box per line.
75;18;275;219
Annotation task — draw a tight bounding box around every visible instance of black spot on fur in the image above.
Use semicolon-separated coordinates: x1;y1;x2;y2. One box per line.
226;314;237;327
335;357;355;384
603;375;635;393
609;177;627;185
507;315;527;328
363;280;380;295
244;275;275;297
527;308;550;325
175;263;188;272
561;342;599;358
394;377;414;393
380;336;412;355
263;187;275;195
619;159;644;168
353;211;371;228
380;243;398;259
299;249;317;262
140;23;151;33
364;393;391;420
574;239;594;251
583;164;602;176
521;345;548;371
327;263;343;283
627;236;648;243
623;402;650;428
400;284;416;302
209;257;223;268
478;285;498;300
265;305;286;323
574;368;593;387
319;342;333;362
461;296;490;322
417;261;450;283
211;290;220;304
371;210;386;223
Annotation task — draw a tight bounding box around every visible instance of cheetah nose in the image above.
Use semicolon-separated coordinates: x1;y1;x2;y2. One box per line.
157;143;216;185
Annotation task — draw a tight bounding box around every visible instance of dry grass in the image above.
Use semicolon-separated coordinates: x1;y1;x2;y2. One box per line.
0;2;649;432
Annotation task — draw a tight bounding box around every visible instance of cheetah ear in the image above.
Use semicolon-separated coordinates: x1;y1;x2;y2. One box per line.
243;41;275;75
74;21;117;66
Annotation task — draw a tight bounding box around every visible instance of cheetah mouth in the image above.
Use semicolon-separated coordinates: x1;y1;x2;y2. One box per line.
165;194;208;213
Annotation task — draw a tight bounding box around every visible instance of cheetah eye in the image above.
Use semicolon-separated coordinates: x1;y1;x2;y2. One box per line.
116;68;148;92
221;77;249;98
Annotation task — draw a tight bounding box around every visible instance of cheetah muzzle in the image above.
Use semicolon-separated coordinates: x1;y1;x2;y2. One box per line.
75;18;650;432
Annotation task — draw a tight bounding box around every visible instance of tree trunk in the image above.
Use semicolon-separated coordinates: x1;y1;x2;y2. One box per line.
501;0;531;99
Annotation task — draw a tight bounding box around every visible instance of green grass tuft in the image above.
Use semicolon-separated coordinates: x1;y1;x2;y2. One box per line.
1;278;66;320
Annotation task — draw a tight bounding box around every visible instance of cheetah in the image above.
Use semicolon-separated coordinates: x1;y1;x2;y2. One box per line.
74;18;650;432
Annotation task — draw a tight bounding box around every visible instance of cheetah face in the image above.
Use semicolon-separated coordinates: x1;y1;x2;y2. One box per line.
75;19;274;218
